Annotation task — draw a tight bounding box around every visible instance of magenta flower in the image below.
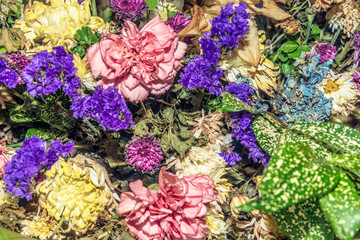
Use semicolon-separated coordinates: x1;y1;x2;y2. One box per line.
352;31;360;68
166;13;192;33
352;71;360;91
125;136;163;173
107;0;147;22
315;43;337;64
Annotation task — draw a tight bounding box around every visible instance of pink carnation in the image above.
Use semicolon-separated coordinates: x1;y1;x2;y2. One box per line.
117;167;217;240
87;16;187;103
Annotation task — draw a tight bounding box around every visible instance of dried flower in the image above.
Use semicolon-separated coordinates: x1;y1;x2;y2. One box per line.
108;0;146;22
166;13;192;33
21;215;58;240
73;54;96;91
0;179;19;207
187;109;224;143
125;135;163;173
37;157;119;234
318;70;360;116
352;71;360;90
87;16;187;103
315;43;337;64
353;31;360;68
117;167;216;240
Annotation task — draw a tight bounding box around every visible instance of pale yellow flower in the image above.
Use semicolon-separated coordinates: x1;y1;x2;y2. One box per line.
155;1;177;22
73;54;96;90
206;208;227;238
14;0;107;50
318;70;360;116
221;31;279;97
37;156;119;234
168;143;233;204
0;179;18;208
21;216;59;240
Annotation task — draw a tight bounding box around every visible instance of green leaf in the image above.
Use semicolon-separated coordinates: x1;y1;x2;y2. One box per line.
288;48;303;59
277;49;288;62
311;25;321;35
74;26;99;46
162;107;175;123
239;142;340;214
168;10;177;18
280;41;299;53
319;171;360;240
0;226;36;239
0;47;5;54
72;45;85;57
133;120;149;137
279;61;293;75
290;122;360;154
170;134;190;157
146;0;158;10
252;114;286;156
219;92;258;114
25;128;62;141
273;198;334;240
299;45;310;52
324;153;360;176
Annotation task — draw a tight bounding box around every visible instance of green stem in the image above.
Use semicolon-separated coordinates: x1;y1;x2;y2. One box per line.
335;39;352;63
331;27;342;46
91;0;97;16
303;18;314;45
103;233;110;240
50;216;64;239
83;118;101;138
6;143;23;148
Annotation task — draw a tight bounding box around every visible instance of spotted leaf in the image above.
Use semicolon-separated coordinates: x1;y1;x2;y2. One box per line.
323;153;360;176
319;171;360;240
239;141;340;214
219;92;258;114
291;122;360;154
273;198;334;240
252;114;286;156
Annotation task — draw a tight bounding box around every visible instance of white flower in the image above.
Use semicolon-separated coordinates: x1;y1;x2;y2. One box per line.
317;70;360;116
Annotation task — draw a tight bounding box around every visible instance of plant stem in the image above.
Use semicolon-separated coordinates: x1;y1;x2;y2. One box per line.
84;118;101;138
91;0;97;16
331;27;342;46
335;38;352;63
50;216;64;239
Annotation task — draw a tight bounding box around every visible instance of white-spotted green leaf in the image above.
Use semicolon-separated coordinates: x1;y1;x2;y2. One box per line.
323;153;360;176
239;141;340;214
252;114;286;156
273;198;334;240
346;171;360;194
291;122;360;154
0;226;36;239
219;92;258;114
319;171;360;240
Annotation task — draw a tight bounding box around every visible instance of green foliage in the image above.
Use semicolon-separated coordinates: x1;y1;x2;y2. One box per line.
146;0;158;10
25;128;63;141
220;94;360;240
219;92;258;114
0;226;36;239
72;26;100;57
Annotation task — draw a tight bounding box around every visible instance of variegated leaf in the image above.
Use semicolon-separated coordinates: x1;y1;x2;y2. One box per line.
239;142;340;214
319;171;360;240
291;122;360;154
273;198;334;240
324;153;360;176
219;92;258;114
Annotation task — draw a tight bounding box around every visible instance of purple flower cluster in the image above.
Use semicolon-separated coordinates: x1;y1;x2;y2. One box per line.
208;2;250;49
108;0;147;23
0;58;19;89
3;136;74;200
71;86;134;131
125;135;163;173
352;71;360;91
315;43;337;64
7;53;31;72
166;13;192;33
180;3;249;95
353;31;360;68
22;46;81;98
225;82;254;105
219;146;242;165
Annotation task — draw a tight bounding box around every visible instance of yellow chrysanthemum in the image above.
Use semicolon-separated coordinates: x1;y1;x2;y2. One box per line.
168;143;233;204
73;54;96;90
221;31;279;97
21;216;58;240
14;0;107;50
318;70;360;116
37;156;119;234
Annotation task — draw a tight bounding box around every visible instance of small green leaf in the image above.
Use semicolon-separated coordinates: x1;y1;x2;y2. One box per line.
277;49;288;61
299;45;310;52
311;25;321;35
25;128;62;141
0;47;5;54
146;0;158;10
319;171;360;240
288;48;303;59
74;26;99;46
162;108;175;123
0;226;36;239
239;142;340;214
72;45;85;57
279;61;294;75
219;92;258;114
290;122;360;154
280;41;299;53
168;10;177;18
273;198;334;240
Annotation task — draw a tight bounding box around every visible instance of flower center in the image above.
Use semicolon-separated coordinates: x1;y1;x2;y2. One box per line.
324;80;339;93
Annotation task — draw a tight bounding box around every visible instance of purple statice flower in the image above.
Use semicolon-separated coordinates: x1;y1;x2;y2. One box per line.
353;31;360;68
125;135;163;173
70;86;134;131
352;71;360;91
0;58;19;88
3;136;74;200
7;53;31;72
208;2;250;49
78;0;85;3
166;13;191;33
314;43;337;64
225;82;254;104
219;146;242;165
22;46;81;98
108;0;147;22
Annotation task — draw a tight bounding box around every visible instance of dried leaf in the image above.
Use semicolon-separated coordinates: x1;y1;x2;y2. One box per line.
178;2;208;38
0;28;25;53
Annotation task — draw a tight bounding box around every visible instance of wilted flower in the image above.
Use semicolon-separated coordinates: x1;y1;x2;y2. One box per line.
166;13;192;33
125;135;163;173
315;43;337;64
117;167;216;240
73;54;96;91
206;208;227;238
352;71;360;90
14;0;107;49
37;156;119;234
108;0;146;22
87;16;187;103
21;215;58;240
0;179;19;208
318;70;360;116
326;0;360;35
352;31;360;68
